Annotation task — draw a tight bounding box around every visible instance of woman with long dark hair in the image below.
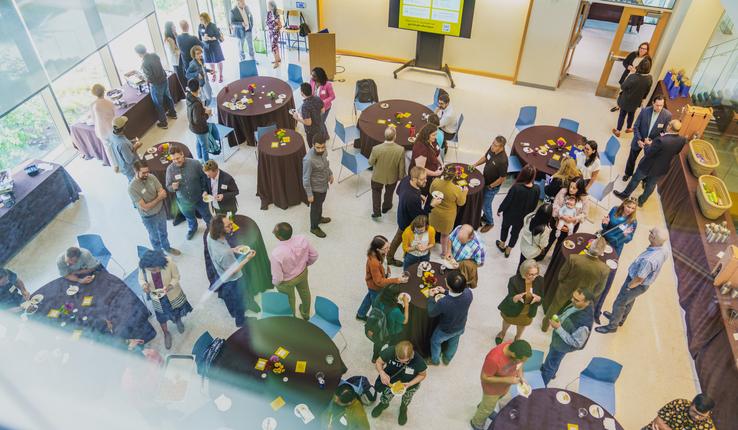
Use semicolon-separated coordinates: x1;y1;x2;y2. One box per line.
496;165;540;258
369;284;409;361
519;203;553;267
410;123;443;192
310;67;335;125
576;140;601;190
163;22;185;88
542;177;590;258
266;1;282;68
612;59;653;137
611;42;651;112
357;235;408;321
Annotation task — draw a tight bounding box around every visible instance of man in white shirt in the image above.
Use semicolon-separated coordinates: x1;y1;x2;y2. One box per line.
202;160;239;215
230;0;255;61
435;91;459;144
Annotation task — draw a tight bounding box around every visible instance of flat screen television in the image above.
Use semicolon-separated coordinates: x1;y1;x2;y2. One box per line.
388;0;476;38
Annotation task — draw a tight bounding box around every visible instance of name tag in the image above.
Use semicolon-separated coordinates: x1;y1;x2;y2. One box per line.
575;202;582;209
404;367;415;376
619;224;629;231
174;174;182;180
657;123;664;129
321;90;327;96
221;184;228;190
142;187;148;195
339;416;348;426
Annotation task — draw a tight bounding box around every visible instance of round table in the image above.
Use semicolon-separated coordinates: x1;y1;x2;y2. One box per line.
256;129;308;210
203;214;273;310
491;388;624;429
542;233;619;318
217;77;297;147
29;271;156;343
400;261;448;358
202;317;347;429
446;163;485;229
357;99;434;158
144;141;192;221
512;126;586;177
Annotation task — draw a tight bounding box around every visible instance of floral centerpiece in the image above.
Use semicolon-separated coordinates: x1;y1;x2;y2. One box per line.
267;90;277;100
269;355;285;374
161;142;170;154
421;271;437;288
556;137;567;148
275;129;288;143
248;83;257;94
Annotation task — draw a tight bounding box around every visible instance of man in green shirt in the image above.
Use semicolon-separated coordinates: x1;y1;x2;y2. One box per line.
128;160;180;255
372;341;427;426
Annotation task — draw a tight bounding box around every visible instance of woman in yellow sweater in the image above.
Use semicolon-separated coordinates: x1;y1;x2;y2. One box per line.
401;215;436;271
429;166;468;259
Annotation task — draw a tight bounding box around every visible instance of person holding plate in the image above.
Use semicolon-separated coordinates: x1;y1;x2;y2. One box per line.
429;165;468;262
368;284;409;361
372;341;427;426
401;215;435;271
166;146;211;240
0;268;29;310
202;160;239;215
56;247;102;284
138;250;192;349
496;259;543;344
357;236;407;321
427;271;473;366
601;198;638;256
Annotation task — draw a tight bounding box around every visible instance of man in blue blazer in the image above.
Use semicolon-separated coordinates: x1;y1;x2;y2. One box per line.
622;95;672;181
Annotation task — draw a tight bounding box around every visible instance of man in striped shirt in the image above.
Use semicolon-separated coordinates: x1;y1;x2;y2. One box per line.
449;224;486;288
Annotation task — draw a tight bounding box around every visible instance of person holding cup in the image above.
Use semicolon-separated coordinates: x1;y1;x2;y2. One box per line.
429;165;468;262
165;146;211;240
401;215;436;271
356;236;408;321
368;284;409;361
427;271;473;366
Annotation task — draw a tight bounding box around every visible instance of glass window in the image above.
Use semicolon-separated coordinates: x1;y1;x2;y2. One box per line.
593;0;676;10
96;0;156;40
0;92;64;171
109;20;155;82
51;52;111;125
154;0;192;36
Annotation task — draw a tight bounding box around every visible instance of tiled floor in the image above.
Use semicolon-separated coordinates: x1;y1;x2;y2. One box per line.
8;44;700;429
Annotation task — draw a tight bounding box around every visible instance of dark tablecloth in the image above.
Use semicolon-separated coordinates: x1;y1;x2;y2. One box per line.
256;129;307;210
357;99;434;158
203;214;273;307
0;161;81;265
491;388;624;430
651;79;691;117
400;261;448;358
659;148;738;428
217;77;296;147
30;271;156;343
190;317;346;429
446;163;485;229
541;233;618;317
512;126;585;177
70;74;185;165
145;142;192;221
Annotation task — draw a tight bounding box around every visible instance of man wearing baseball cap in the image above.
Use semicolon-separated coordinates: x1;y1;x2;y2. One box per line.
109;116;142;182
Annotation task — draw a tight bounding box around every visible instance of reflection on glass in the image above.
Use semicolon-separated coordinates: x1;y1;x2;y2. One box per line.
0;92;63;170
52;52;111;125
154;0;191;41
594;0;676;10
109;20;155;82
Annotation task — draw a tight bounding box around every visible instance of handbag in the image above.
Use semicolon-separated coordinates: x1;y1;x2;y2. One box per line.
299;12;311;37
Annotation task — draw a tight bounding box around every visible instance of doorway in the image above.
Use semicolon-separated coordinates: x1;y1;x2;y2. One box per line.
559;2;670;97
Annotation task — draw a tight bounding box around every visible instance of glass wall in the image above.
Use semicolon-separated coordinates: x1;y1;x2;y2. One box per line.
0;91;64;171
52;53;111;125
154;0;191;38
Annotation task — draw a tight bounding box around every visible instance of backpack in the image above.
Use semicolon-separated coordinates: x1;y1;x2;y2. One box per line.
206;123;222;155
364;302;389;344
340;375;377;405
355;79;378;104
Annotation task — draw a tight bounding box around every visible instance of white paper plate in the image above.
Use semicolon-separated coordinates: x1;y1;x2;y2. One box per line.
146;147;157;154
236;245;251;255
30;294;43;304
563;240;575;250
517;382;532;398
521;142;530;147
469;178;481;187
390;382;406;396
203;194;214;203
589;404;604;418
604;245;614;254
431;191;444;200
606;259;618;270
397;292;411;304
66;285;79;296
380;103;390;109
538;150;548;156
408;137;416;143
523;147;533;153
556;391;571;405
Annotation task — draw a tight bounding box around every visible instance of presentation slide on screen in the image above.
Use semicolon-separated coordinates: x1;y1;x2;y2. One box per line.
398;0;465;37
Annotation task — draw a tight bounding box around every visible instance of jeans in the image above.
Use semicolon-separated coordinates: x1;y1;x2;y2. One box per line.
371;181;397;216
219;279;246;326
388;228;403;263
176;197;212;234
482;186;501;225
403;252;429;271
234;26;255;60
356;289;379;318
140;209;171;252
309;191;327;229
616;109;636;131
275;269;311;319
624;145;642;177
541;348;568;386
149;81;176;125
605;276;650;329
321;107;331;125
620;168;661;205
430;328;463;364
500;217;523;248
471;393;504;429
195;132;210;162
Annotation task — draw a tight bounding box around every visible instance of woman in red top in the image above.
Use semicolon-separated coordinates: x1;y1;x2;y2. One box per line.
356;235;408;320
410;124;443;193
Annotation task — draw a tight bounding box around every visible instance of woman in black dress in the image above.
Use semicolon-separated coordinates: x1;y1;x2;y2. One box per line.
496;164;540;258
198;12;225;83
611;42;650;112
612;59;653;137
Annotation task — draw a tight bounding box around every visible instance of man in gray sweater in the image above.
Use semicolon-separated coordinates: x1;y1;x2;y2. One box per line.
302;136;333;238
165;146;212;239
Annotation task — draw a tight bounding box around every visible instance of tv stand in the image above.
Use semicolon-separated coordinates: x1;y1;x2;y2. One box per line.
393;32;455;88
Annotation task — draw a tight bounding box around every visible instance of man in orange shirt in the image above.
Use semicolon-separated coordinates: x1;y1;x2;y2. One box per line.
470;340;532;430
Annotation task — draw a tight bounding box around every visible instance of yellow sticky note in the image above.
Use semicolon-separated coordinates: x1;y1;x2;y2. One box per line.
377;119;386;124
270;396;286;411
241;89;248;94
405;123;412;128
47;309;60;318
547;139;556;146
71;330;83;341
567;425;579;430
274;347;290;359
420;287;430;298
282;137;290;143
81;296;93;307
565;146;572;151
255;358;268;371
231;223;240;232
295;361;307;373
271;142;279;148
552;154;561;161
388;123;397;128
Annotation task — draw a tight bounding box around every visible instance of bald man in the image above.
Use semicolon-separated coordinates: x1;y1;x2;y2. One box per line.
368;127;406;218
449;224;486;289
596;227;669;333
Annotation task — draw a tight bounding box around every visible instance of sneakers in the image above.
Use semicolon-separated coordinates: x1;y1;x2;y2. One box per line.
319;217;331;224
371;213;381;219
163;331;172;349
621;175;631;182
382;206;392;214
165;247;181;256
166;112;177;119
479;224;493;233
176;319;185;333
311;227;326;238
156;122;168;129
371;403;388;418
355;314;368;322
612;190;626;200
495;240;506;252
186;230;196;240
398;405;408;426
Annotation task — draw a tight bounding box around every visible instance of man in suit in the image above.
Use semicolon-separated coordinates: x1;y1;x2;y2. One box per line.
368;127;406;218
614;120;687;207
176;20;203;67
202;160;239;215
622;95;672;181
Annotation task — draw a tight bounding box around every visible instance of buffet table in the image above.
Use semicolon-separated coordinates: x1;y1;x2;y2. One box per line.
659;148;738;428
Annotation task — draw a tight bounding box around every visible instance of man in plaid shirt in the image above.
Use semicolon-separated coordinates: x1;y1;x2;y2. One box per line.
449;224;486;288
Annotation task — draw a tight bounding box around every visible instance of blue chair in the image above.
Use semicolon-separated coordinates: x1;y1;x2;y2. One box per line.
338;148;371;197
426;87;442;110
508;106;537;140
136;246;151;259
445;113;464;161
123;268;147;304
192;331;214;375
309;296;342;339
578;357;622;415
261;292;294;318
558;118;580;133
353;100;374;117
256;124;277;142
507;154;523;174
77;234;124;273
508;350;545;398
239;60;258;78
600;135;621;167
332;118;361;151
535;178;546;201
210;123;239;162
287;63;304;90
588;180;617;209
